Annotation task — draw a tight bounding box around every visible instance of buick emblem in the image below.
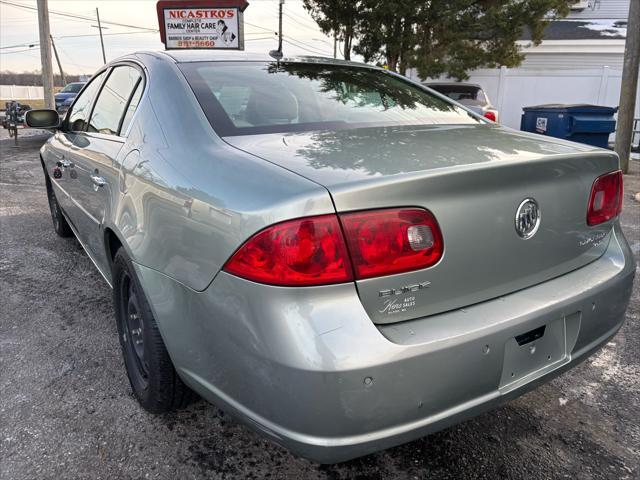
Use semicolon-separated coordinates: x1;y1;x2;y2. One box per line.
515;198;540;239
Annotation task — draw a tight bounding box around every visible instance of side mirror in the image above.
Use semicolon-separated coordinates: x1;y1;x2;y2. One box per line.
25;109;60;129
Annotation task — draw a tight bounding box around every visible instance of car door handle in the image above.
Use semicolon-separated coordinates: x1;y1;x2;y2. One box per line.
59;159;73;168
91;175;106;188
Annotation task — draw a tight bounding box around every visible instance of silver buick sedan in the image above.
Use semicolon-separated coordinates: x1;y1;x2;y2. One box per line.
26;51;635;463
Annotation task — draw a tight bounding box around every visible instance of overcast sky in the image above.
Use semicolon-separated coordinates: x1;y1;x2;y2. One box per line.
0;0;339;75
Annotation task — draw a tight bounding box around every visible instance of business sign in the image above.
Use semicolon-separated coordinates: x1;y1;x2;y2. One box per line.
156;1;249;50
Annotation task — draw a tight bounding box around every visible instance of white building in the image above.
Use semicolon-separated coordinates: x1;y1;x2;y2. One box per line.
409;0;638;138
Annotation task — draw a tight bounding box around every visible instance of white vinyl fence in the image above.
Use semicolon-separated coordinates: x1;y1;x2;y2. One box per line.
410;65;640;140
0;85;44;100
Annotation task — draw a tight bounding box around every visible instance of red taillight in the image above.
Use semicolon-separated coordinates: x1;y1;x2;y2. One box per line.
484;111;497;122
340;208;444;280
587;170;623;226
223;214;353;286
224;208;444;286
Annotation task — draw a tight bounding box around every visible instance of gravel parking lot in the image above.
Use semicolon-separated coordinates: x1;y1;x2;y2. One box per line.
1;133;639;480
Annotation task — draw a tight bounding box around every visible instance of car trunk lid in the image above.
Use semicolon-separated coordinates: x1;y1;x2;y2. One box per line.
224;124;618;324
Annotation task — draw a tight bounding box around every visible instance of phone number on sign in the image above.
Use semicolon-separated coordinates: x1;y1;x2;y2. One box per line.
176;40;215;47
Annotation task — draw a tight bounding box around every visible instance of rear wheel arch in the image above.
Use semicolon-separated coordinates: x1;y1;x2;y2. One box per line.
112;246;197;412
104;228;122;262
104;227;132;273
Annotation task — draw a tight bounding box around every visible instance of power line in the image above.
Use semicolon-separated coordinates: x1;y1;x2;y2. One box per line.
0;41;39;50
0;0;158;32
246;6;331;56
246;36;278;42
282;13;329;40
285;34;332;53
38;0;158;31
282;11;319;30
2;29;272;52
60;31;155;40
244;20;277;34
245;31;277;36
282;38;330;56
0;47;37;55
248;2;331;55
1;31;156;50
285;34;333;52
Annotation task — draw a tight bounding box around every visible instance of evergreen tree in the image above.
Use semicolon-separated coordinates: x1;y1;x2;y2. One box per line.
304;0;573;79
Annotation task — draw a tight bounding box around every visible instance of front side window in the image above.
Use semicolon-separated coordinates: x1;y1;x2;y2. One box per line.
181;62;479;137
67;71;106;132
88;66;141;136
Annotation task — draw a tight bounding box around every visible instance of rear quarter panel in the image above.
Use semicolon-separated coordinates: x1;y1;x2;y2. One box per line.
111;53;334;291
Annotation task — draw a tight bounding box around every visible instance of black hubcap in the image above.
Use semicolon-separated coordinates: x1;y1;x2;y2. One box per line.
120;273;149;384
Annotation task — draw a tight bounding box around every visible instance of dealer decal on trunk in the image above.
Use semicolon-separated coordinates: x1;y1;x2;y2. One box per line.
378;281;430;315
379;296;418;315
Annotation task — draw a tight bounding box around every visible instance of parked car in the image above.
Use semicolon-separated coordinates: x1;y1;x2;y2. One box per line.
26;51;634;464
424;81;499;121
57;96;75;115
54;81;86;113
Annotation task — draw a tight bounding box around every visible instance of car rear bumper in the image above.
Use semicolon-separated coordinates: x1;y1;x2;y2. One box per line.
136;223;635;463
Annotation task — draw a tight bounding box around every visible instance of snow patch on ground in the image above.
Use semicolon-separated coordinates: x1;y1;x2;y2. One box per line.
590;340;639;389
567;337;640;407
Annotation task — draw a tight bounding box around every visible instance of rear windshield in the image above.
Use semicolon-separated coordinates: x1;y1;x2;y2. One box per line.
180;62;479;136
427;85;486;103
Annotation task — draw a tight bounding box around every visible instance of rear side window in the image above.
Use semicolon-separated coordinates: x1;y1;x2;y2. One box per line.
67;71;106;132
119;79;144;135
88;66;141;136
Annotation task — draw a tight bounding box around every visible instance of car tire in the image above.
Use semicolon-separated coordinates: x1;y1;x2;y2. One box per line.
112;248;197;413
44;171;73;238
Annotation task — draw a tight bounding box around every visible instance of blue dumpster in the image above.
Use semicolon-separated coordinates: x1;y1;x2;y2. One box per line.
520;104;617;148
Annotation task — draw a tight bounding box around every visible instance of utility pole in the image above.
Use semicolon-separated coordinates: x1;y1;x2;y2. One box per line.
37;0;55;109
50;35;66;87
270;0;284;59
96;8;106;64
277;0;284;54
614;0;640;174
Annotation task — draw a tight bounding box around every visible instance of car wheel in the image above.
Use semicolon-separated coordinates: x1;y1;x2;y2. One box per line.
44;173;73;237
112;248;197;413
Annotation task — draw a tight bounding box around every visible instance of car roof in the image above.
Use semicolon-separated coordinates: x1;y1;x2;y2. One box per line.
128;49;377;69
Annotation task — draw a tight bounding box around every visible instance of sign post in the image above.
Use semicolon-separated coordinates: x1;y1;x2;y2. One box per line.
156;0;249;50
